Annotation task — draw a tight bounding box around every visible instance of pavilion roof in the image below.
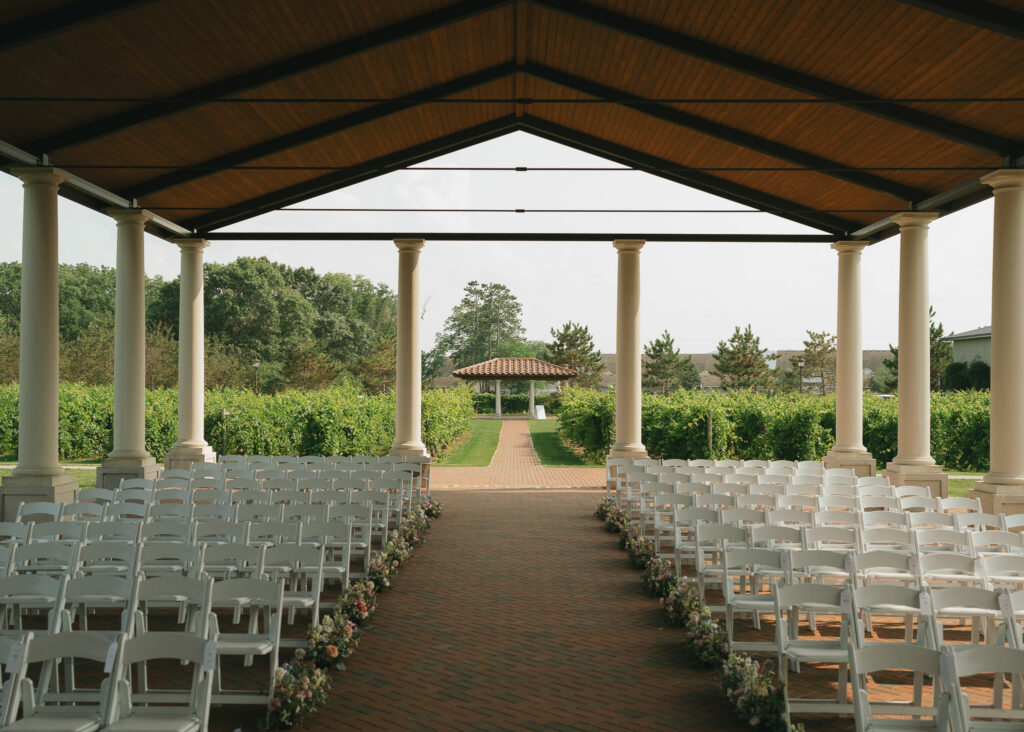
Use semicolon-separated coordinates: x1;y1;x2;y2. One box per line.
0;1;1021;243
452;357;578;379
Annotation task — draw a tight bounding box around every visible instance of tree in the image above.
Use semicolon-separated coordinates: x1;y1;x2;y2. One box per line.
643;330;700;393
284;341;342;391
548;321;604;389
354;335;396;394
944;358;990;391
434;281;525;367
800;330;837;394
713;324;777;390
881;306;952;391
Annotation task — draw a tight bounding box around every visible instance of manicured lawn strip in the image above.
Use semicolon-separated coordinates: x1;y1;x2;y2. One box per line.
948;477;975;498
0;468;97;490
436;418;501;466
528;418;591;467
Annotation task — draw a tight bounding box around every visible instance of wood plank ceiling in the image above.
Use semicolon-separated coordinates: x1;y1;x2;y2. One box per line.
0;0;1021;241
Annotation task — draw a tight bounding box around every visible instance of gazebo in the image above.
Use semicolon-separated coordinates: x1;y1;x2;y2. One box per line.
452;357;578;418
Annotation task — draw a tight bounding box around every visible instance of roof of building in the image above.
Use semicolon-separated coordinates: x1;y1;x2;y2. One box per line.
944;326;992;341
452;357;578;379
0;1;1018;243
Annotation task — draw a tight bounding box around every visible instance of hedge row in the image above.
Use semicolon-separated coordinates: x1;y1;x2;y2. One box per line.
0;383;475;461
470;392;554;415
557;386;991;472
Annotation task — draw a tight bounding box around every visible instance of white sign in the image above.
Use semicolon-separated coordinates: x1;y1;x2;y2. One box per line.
534;405;546;420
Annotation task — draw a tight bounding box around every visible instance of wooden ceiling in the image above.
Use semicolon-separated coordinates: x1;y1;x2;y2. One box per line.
0;0;1021;241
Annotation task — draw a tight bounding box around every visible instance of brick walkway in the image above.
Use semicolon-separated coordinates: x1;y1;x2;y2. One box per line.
432;418;605;489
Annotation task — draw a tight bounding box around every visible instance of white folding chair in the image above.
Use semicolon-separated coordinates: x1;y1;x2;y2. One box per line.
209;578;283;706
849;643;948;731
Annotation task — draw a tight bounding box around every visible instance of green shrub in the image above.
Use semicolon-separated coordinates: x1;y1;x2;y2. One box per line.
472;391;551;415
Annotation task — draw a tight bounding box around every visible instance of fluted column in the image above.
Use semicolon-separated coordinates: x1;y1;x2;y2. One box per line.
494;380;502;419
0;168;77;518
974;170;1024;513
825;241;874;476
390;239;428;457
97;209;159;489
528;380;536;419
164;238;215;469
609;239;647;459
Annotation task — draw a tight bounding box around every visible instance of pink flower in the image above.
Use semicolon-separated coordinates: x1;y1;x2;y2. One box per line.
269;698;282;711
325;644;339;659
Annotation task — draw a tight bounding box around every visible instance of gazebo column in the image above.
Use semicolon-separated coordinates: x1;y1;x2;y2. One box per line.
883;212;947;497
389;239;428;457
528;380;536;419
974;170;1024;513
0;168;77;519
97;209;159;489
494;380;502;419
824;241;875;476
609;239;647;459
164;238;215;469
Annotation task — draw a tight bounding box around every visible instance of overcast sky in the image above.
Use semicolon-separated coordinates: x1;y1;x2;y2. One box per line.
0;131;993;354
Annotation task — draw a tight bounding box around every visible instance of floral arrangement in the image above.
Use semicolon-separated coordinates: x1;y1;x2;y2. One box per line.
268;655;331;729
604;505;629;533
307;612;360;670
338;580;377;625
662;583;699;626
387;530;413;567
595;497;615;520
402;507;429;546
622;526;656;569
367;552;399;590
422;498;443;519
720;655;799;732
686;605;730;666
640;558;678;598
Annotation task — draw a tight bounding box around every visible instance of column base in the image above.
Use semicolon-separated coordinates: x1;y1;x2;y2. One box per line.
824;449;876;477
0;472;78;521
883;461;948;498
971;477;1024;514
164;444;216;470
608;444;648;460
389;441;430;458
96;455;160;491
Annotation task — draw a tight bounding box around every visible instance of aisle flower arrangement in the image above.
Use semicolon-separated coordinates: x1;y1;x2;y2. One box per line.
595;499;799;732
267;499;443;729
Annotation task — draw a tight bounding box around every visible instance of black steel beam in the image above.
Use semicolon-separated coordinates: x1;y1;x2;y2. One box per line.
27;0;512;154
519;117;858;235
0;0;159;52
532;0;1021;157
201;231;836;243
893;0;1024;41
523;63;928;202
187;116;521;233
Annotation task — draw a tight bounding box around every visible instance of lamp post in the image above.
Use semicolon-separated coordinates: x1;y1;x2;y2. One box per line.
797;358;805;394
253;359;260;394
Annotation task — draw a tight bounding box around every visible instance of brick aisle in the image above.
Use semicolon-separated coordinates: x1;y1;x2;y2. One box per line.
283;489;750;732
431;418;604;489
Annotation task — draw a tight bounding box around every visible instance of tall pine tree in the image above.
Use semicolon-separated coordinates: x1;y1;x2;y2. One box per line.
643;330;700;393
713;324;776;391
548;321;604;389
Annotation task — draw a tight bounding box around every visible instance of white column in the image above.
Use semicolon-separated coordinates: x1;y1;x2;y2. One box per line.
98;209;158;489
0;168;77;519
884;213;947;496
974;170;1024;513
825;241;874;476
528;380;536;419
390;239;428;456
164;238;215;468
609;239;648;458
494;379;502;419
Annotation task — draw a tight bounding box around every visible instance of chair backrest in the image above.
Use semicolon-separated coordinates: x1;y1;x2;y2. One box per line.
78;487;116;505
802;526;859;551
900;495;941;512
85;519;141;543
1004;513;1024;532
939;496;982;514
850;549;915;586
720;508;765;528
778;495;818;511
944;644;1024;730
908;511;956;529
722;547;782;600
916;528;972;555
894;484;932;499
818;495;857;511
136;575;212;633
140;518;192;543
861;527;915;552
199;543;262;579
814;510;859;528
857;496;899;512
15;501;61;523
104;501;149;522
64;574;139;634
956;512;1004;532
189;477;225;492
154;476;190;490
695;494;736;509
153;487;191;505
248;520;300;546
766;508;813;527
139;541;202;578
60;501;105;522
33;521;88;546
849;643;945;725
860;511;910;530
0;521;32;545
147;502;192;522
190;487;231;505
236;503;282;524
736;493;777;509
11;542;79;577
190;503;236;522
750;525;801;549
192;520;248;544
231;488;271;505
971;529;1024;556
161;469;192;481
77;540;140;577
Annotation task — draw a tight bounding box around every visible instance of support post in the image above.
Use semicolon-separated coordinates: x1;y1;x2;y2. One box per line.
974;170;1024;513
609;239;648;459
528;380;536;419
390;239;428;457
883;212;947;497
0;168;77;519
495;379;502;419
824;241;875;476
97;209;159;489
164;238;215;469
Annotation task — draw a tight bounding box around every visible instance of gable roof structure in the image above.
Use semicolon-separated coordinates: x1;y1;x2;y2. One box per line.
0;0;1021;242
452;357;578;379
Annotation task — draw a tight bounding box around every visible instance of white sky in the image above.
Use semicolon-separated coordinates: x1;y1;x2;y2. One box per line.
0;131;993;354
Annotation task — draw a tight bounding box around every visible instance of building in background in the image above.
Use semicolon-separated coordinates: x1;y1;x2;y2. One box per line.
944;326;991;365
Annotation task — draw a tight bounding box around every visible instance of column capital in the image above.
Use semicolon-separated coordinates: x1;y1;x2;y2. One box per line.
832;240;868;255
105;207;153;226
173;237;209;252
891;211;939;230
394;238;425;252
9;166;68;187
613;238;645;253
982;169;1024;192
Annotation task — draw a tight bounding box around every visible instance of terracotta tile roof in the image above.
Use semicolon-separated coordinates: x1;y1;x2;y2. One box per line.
451;358;578;380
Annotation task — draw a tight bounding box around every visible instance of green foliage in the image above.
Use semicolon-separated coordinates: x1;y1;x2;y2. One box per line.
713;325;776;391
800;330;836;394
433;281;525;368
548;321;604;389
0;384;474;461
556;387;991;472
881;306;952;391
945;359;990;391
528;418;586;466
643;330;700;393
471;392;550;415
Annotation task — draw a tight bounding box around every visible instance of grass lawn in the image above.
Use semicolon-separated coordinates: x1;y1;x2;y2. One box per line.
0;468;97;490
436;418;501;467
948;477;975;498
528;419;593;467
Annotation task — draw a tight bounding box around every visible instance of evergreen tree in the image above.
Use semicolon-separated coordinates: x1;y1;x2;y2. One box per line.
643;330;700;392
548;321;604;389
434;281;525;367
800;330;837;394
881;306;952;391
713;324;776;390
